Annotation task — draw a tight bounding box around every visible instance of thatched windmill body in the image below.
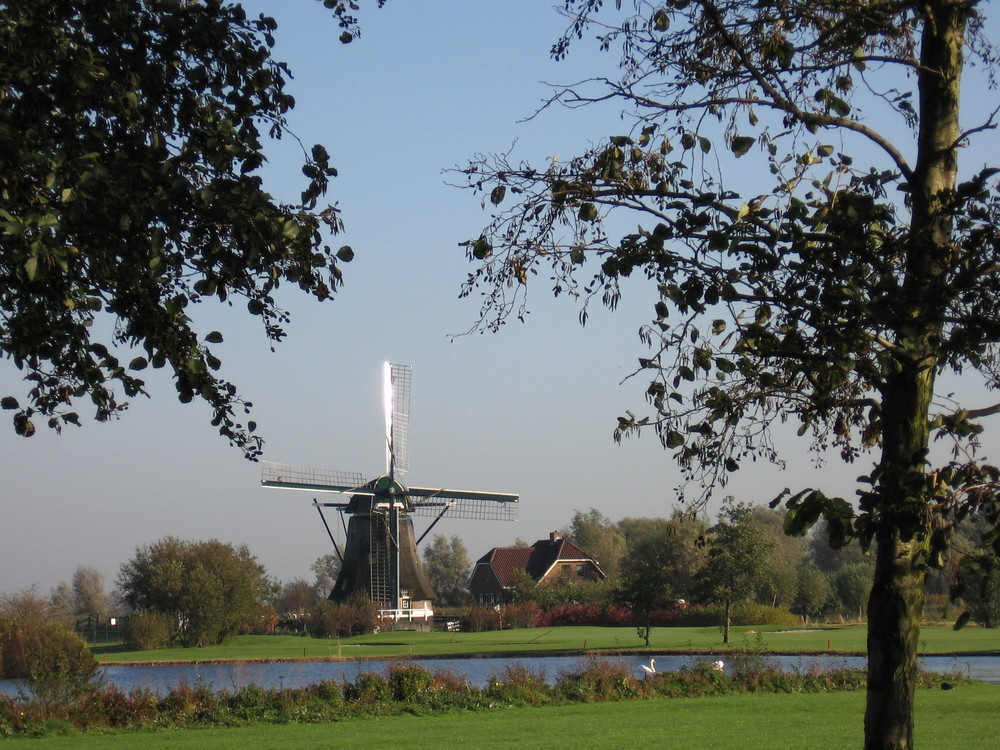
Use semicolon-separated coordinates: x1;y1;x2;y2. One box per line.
262;363;518;619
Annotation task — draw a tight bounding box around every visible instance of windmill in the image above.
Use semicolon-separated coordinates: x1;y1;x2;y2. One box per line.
262;363;518;621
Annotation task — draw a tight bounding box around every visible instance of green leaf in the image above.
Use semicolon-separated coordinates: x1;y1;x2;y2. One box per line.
1;396;18;410
490;185;506;205
336;245;355;262
579;202;598;221
731;136;755;157
129;357;148;371
665;430;685;448
24;256;39;281
205;331;224;344
830;97;851;116
472;238;492;260
953;611;971;630
14;414;35;437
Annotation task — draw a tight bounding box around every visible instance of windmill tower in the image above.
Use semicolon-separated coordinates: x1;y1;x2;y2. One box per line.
262;363;518;621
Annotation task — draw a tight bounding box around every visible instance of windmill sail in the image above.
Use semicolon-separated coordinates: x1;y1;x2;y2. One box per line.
385;362;410;477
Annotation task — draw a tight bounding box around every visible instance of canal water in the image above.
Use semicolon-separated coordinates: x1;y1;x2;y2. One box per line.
3;653;998;696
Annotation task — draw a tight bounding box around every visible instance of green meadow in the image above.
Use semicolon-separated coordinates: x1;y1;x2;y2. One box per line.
6;682;997;750
93;624;1000;664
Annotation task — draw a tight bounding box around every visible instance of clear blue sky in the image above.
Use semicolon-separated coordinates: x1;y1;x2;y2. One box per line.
0;1;988;595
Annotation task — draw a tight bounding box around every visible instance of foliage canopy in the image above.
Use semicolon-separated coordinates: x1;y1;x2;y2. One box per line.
117;536;271;647
0;0;361;457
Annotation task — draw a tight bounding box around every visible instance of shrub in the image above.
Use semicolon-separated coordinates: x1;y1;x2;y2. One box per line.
501;603;541;629
309;679;342;704
95;686;158;727
462;606;501;632
0;592;98;711
226;684;270;721
309;599;381;638
343;672;392;704
533;603;642;627
556;658;640;702
671;603;797;627
158;683;218;726
484;664;550;706
23;627;99;708
122;611;175;650
732;603;799;627
643;662;734;698
388;664;436;702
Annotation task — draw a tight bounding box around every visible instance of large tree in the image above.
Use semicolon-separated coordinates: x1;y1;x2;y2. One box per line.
117;536;271;647
459;1;1000;747
0;0;373;457
564;508;628;578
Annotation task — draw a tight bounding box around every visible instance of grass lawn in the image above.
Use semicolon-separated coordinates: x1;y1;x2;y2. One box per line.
8;682;997;749
93;624;1000;664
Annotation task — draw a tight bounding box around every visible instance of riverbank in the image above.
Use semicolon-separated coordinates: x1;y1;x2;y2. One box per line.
92;623;1000;665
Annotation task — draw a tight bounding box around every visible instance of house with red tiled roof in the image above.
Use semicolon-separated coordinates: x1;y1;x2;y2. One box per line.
468;531;607;605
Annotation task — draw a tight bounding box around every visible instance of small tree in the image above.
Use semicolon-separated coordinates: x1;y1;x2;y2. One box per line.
959;558;1000;628
71;566;110;621
695;504;773;644
311;553;342;600
615;516;705;645
792;565;834;625
833;562;876;621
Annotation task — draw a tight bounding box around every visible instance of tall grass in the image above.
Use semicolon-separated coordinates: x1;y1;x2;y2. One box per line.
4;652;961;738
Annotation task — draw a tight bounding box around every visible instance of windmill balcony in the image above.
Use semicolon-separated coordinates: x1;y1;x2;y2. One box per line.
379;599;434;624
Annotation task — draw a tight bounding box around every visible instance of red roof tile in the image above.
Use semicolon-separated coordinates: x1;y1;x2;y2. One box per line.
474;534;606;587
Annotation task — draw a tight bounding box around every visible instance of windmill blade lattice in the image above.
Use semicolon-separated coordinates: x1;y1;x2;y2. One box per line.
385;363;411;477
261;462;366;494
407;487;518;520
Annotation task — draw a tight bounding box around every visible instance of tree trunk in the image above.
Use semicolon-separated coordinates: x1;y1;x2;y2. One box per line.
723;599;731;644
863;3;967;748
865;531;928;750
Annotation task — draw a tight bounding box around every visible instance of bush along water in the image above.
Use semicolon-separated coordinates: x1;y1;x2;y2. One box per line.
1;655;962;738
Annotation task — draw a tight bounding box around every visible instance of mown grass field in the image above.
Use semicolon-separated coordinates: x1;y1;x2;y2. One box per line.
6;682;997;749
93;623;1000;664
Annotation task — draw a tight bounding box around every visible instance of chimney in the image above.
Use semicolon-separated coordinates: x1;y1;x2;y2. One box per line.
550;531;563;543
